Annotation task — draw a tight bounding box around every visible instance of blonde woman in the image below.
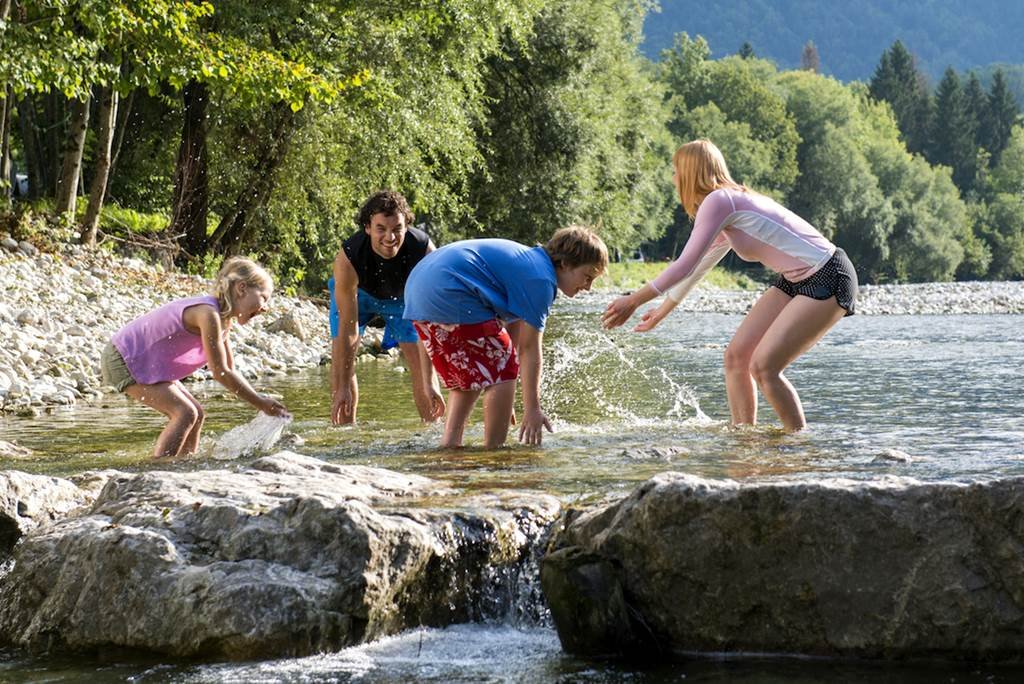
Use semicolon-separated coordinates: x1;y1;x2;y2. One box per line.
101;257;290;458
602;140;857;431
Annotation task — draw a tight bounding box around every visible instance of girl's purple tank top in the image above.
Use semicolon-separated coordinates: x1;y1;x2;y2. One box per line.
111;295;220;384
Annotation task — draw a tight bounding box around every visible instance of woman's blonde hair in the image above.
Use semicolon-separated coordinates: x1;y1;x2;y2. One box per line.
212;256;273;319
673;139;746;218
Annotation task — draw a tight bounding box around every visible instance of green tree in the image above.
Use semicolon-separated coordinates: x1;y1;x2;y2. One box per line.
738;41;755;59
868;41;931;154
463;0;671;253
979;70;1021;167
929;67;978;193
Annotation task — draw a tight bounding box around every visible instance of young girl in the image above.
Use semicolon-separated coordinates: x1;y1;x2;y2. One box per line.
101;257;290;458
602;140;857;432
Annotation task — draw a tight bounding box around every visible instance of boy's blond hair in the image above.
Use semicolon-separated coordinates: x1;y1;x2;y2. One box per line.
544;225;609;271
673;139;747;219
212;257;273;319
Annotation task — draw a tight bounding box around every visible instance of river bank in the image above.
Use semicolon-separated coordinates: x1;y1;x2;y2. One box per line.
2;241;1023;415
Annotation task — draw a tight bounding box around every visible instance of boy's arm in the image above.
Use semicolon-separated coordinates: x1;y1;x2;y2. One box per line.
332;250;361;424
514;322;552;445
188;304;289;416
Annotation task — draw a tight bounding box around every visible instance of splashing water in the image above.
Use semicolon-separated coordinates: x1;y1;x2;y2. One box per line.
212;413;293;460
543;327;710;428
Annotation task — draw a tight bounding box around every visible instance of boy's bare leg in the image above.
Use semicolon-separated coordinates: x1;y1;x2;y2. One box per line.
441;388;480;447
482;380;516;448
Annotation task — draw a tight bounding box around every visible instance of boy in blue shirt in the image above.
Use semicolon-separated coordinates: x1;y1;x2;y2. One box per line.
404;226;608;448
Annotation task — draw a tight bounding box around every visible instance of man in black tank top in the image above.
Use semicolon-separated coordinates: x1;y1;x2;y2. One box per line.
328;191;444;424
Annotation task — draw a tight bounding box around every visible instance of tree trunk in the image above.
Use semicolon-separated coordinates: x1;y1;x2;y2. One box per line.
80;87;118;246
1;88;12;210
54;95;90;216
107;88;135;189
170;81;210;258
44;92;63;197
208;103;296;255
0;0;11;209
17;97;44;200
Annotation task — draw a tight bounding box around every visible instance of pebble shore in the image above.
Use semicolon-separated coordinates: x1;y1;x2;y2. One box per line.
0;242;391;415
2;240;1022;413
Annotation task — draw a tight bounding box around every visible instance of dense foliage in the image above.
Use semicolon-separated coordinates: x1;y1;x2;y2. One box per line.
1;0;1023;289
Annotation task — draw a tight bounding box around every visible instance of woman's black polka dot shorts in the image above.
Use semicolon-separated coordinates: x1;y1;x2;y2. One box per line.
772;248;858;316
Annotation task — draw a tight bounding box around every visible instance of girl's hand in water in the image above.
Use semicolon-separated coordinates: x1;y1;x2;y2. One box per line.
260;395;291;418
602;294;638;329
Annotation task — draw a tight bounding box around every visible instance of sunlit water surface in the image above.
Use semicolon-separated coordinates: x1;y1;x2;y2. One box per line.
3;292;1023;681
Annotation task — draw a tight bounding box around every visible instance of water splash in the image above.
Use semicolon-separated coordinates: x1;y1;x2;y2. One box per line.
212;413;292;460
543;327;710;427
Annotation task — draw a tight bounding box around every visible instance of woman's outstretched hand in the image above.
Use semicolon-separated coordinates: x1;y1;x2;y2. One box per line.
602;294;638;329
634;300;675;332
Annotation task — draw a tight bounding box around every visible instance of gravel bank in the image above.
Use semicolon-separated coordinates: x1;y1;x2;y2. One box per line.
0;244;391;414
2;242;1022;412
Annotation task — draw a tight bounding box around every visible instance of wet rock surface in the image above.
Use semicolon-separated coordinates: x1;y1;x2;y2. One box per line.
542;472;1024;661
0;471;92;558
0;452;560;658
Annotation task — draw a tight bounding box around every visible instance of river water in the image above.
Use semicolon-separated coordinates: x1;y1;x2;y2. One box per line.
2;292;1023;681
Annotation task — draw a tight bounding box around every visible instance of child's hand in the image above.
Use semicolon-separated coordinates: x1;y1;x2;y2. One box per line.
519;408;553;446
261;396;291;418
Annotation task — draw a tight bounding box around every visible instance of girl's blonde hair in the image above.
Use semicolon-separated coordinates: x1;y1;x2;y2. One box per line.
212;257;273;319
673;139;746;218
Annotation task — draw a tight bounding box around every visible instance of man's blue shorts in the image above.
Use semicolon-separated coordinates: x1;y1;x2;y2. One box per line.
328;278;418;351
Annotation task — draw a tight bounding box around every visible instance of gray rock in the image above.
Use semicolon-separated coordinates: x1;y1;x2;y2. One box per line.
16;241;38;257
0;471;91;557
265;311;308;341
0;452;560;659
1;237;17;252
542;473;1024;661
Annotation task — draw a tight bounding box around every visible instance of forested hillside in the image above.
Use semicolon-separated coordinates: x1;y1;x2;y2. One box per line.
643;0;1024;83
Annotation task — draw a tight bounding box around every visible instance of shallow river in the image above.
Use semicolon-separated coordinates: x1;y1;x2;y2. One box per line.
2;292;1023;681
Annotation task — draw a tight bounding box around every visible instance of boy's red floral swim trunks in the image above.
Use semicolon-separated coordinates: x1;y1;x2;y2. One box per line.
413;320;519;391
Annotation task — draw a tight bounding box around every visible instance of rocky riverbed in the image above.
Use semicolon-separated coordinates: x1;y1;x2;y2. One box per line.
2;239;1023;415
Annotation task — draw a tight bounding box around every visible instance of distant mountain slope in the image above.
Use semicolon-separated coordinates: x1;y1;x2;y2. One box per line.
642;0;1024;84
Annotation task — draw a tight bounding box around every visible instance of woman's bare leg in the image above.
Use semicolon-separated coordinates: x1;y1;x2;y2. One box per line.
723;288;792;425
124;382;202;458
749;296;847;431
482;380;516;448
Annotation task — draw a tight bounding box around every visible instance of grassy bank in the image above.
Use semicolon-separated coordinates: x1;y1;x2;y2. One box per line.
598;262;763;292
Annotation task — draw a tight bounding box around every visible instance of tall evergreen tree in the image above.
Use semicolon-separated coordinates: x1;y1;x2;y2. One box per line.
800;40;819;73
738;41;755;59
930;68;978;193
869;41;931;153
980;70;1021;167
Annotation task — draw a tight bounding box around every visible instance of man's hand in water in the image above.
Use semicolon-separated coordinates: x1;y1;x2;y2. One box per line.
332;384;356;424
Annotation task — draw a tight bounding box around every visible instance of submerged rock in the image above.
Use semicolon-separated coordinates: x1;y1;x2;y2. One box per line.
0;452;559;659
542;473;1024;661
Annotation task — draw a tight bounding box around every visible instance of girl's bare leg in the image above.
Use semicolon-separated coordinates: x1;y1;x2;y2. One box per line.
441;388;480;447
482;380;516;448
125;382;203;458
175;382;206;455
749;296;847;431
723;288;791;425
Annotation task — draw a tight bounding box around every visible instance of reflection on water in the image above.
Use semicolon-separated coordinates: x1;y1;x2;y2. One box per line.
3;294;1024;681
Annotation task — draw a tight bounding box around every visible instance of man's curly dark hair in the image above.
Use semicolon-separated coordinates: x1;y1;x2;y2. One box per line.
356;190;414;229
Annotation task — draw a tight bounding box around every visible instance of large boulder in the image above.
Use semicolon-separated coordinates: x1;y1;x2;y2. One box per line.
0;471;92;558
0;452;559;658
541;473;1024;661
